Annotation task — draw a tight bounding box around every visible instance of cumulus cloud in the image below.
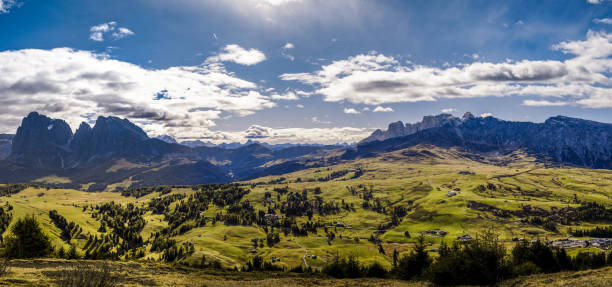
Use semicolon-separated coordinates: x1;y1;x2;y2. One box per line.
441;108;455;113
208;44;266;66
343;108;360;114
594;18;612;24
373;106;394;112
89;22;134;42
522;100;570;107
202;125;370;144
281;31;612;109
0;0;18;13
270;91;299;100
0;48;277;137
480;113;494;118
284;42;295;49
587;0;603;4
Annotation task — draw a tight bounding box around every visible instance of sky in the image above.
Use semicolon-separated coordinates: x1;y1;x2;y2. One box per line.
1;0;612;144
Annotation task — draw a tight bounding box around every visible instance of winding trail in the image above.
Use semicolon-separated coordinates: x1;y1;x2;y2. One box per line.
294;239;310;268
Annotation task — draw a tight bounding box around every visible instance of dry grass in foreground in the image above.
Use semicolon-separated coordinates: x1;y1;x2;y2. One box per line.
0;259;609;287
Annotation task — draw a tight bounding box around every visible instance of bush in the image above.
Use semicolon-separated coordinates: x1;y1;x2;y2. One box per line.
55;262;118;287
3;215;52;258
365;261;388;278
513;261;541;276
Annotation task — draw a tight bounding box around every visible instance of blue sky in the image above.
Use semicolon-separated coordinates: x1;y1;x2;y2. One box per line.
1;0;612;144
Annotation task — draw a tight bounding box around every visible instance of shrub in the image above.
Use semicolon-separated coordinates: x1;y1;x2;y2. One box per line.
513;261;541;276
365;261;388;278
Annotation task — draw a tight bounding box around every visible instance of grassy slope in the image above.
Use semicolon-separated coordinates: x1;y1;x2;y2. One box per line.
0;145;611;269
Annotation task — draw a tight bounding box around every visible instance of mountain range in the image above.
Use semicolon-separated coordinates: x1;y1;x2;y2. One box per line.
1;111;611;190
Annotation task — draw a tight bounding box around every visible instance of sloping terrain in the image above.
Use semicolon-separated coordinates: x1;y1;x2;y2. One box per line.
0;145;610;270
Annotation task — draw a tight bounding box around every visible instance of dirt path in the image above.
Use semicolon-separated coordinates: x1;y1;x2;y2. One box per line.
294;239;310;268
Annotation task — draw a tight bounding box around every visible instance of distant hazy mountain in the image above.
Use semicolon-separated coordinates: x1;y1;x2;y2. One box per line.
155;135;178;144
347;114;612;169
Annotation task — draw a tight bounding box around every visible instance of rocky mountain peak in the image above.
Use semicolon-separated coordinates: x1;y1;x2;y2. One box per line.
10;111;73;167
462;112;475;121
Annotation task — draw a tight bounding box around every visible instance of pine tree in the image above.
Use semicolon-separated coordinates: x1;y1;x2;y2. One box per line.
4;215;52;258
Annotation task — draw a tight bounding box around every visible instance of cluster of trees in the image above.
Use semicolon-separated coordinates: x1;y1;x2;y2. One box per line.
279;216;324;237
149;193;186;214
161;242;194;262
121;186;172;198
570;226;612;237
0;183;38;196
279;191;341;217
470;198;612;230
321;232;612;286
49;210;83;242
160;185;249;235
92;202;146;249
242;255;284;272
83;233;122;259
218;201;258;226
316;170;350;182
3;215;52;258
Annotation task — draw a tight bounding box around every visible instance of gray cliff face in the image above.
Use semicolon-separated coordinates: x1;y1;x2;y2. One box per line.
9;113;184;168
349;114;612;169
10;112;73;167
361;113;465;143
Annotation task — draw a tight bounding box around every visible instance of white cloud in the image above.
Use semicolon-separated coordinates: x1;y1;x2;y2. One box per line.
311;116;331;124
441;108;455;113
0;0;18;13
270;91;299;100
0;48;278;137
594;18;612;24
516;20;524;25
208;44;266;66
262;0;302;6
373;106;394;112
587;0;603;4
281;42;295;61
89;22;135;42
296;104;304;108
200;124;370;145
523;100;570;107
480;113;494;118
281;31;612;109
112;27;135;39
343;108;360;114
